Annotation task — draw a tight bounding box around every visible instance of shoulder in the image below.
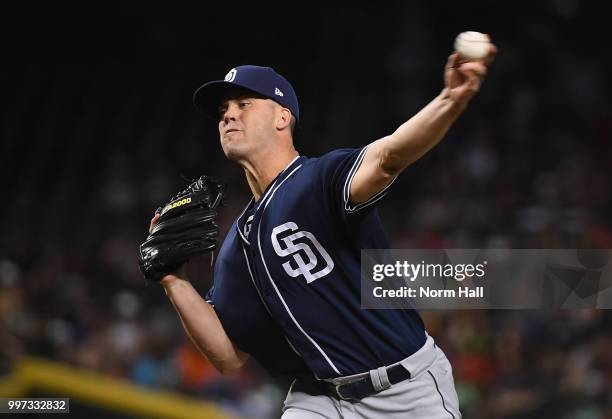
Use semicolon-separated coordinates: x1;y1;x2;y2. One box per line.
275;148;367;198
309;148;362;164
299;148;365;175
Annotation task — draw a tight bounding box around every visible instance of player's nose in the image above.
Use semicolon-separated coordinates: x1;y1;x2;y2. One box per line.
222;103;240;124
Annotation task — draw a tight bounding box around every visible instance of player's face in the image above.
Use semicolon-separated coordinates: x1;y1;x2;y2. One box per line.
217;92;277;161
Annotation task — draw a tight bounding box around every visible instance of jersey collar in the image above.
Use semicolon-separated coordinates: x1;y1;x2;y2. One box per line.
257;154;302;208
236;155;303;244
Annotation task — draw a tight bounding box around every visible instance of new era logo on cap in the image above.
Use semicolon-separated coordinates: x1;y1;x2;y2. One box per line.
193;65;300;121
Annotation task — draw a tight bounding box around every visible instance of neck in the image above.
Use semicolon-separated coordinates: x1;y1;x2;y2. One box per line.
241;148;299;201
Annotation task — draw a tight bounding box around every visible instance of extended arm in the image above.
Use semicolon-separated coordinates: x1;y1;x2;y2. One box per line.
350;47;497;203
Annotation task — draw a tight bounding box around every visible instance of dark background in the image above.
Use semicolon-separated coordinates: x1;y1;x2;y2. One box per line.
1;1;611;418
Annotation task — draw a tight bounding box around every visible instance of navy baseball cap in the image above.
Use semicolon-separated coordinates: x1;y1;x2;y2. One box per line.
193;65;299;121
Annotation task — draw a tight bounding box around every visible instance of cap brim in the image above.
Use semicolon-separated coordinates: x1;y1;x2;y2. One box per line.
192;81;234;120
193;81;268;120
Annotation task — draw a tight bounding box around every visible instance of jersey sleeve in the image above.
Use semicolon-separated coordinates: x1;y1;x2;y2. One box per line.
314;146;397;220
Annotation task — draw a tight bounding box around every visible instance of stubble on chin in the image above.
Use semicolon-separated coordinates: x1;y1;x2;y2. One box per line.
220;141;246;163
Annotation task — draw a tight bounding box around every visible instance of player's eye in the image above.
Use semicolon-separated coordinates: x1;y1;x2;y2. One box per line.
218;108;227;120
238;101;250;108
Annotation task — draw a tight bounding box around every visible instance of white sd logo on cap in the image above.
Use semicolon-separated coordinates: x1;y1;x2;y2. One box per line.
224;68;237;82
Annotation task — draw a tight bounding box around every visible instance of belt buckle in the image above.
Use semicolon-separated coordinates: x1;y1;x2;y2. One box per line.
334;383;356;401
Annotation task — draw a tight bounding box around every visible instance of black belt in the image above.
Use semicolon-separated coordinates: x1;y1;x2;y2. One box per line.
326;364;411;401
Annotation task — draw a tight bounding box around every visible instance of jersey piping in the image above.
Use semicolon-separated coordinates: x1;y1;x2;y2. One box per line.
255;164;343;376
242;246;303;358
342;146;398;213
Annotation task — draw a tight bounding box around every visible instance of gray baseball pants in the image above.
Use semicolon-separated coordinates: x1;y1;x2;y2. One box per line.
282;334;461;418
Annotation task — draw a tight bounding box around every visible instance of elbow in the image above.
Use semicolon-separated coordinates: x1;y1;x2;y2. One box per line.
378;142;404;178
216;360;245;375
214;353;247;375
216;365;234;375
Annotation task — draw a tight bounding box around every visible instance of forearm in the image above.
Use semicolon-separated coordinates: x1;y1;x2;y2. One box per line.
161;275;247;374
349;89;467;203
380;88;465;175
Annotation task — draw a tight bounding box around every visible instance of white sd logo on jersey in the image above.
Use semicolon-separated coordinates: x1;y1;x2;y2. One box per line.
271;222;334;284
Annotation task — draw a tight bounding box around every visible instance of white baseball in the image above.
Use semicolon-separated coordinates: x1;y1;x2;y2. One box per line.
454;31;491;60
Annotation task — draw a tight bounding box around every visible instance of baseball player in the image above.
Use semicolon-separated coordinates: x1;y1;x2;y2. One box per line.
151;44;496;418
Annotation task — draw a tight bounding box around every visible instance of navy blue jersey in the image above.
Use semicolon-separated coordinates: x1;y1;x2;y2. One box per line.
207;223;309;377
208;147;426;379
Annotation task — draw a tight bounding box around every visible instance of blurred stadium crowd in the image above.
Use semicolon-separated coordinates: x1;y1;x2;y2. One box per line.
1;1;611;418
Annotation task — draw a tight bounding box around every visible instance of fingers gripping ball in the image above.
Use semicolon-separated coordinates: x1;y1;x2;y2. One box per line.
138;175;225;282
454;31;491;61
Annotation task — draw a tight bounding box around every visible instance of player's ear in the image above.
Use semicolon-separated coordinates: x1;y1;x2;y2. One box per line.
275;107;292;131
